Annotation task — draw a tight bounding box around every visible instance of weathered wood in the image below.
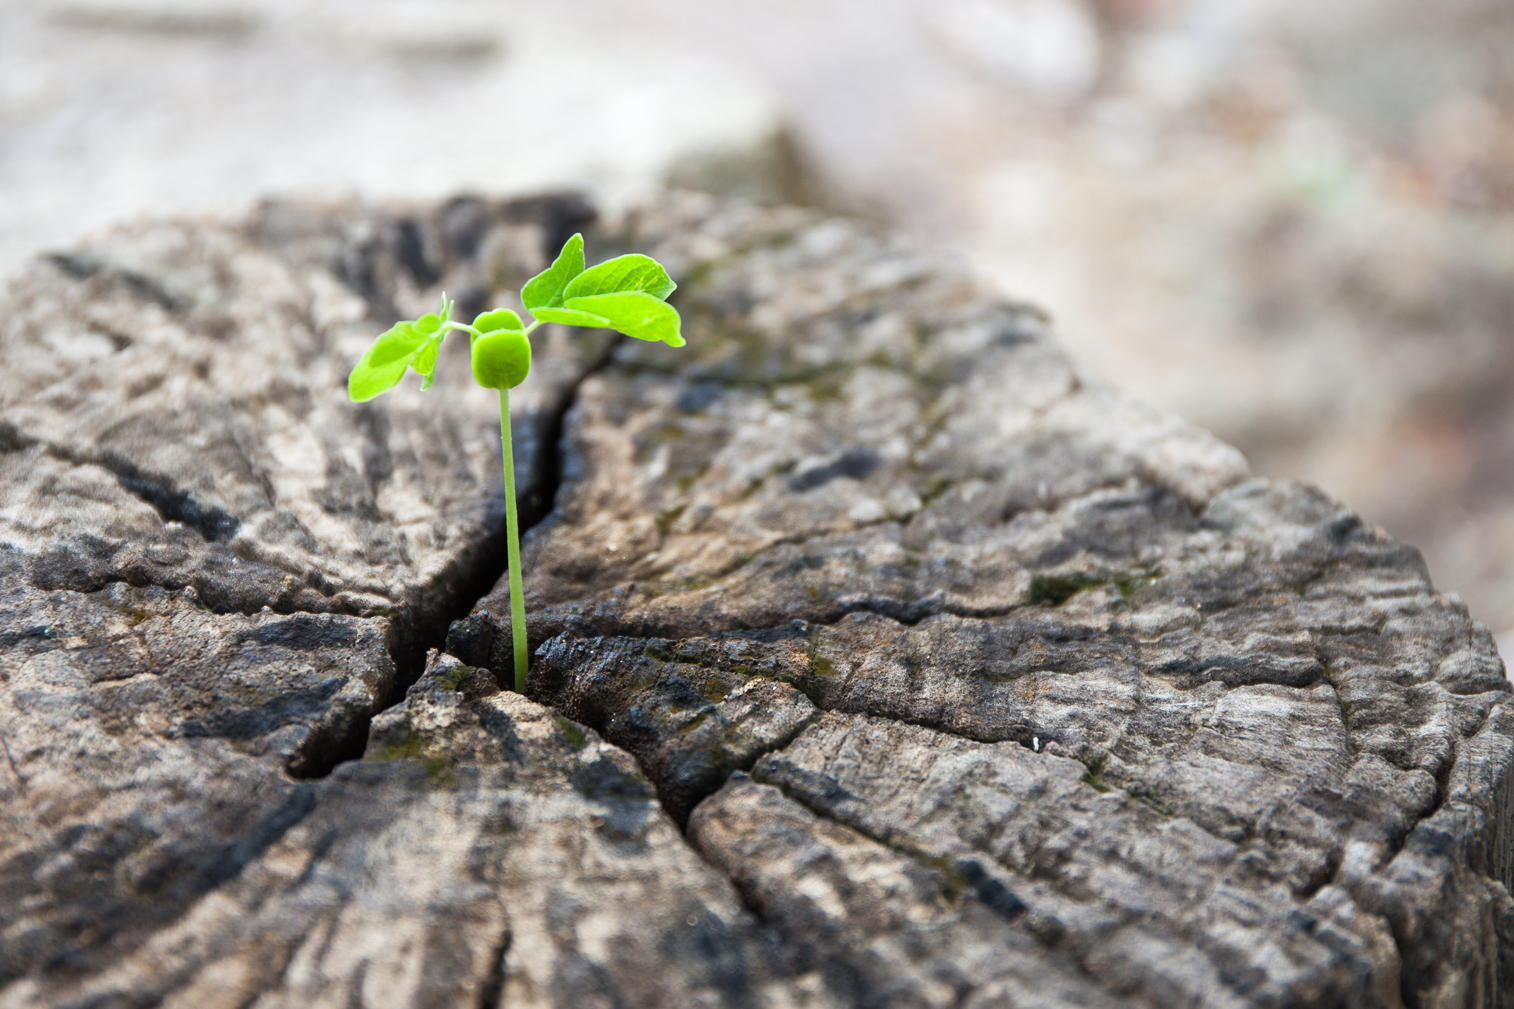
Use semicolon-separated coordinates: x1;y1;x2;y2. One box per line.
1;193;1509;1008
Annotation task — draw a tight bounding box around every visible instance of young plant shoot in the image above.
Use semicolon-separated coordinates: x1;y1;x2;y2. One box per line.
347;234;684;691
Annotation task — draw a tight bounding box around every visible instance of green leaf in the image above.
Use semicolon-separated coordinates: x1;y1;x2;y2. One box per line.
350;357;412;402
412;337;442;390
365;322;427;367
472;328;532;389
348;322;428;402
521;234;586;311
563;255;676;302
473;309;524;335
414;312;443;336
564;292;684;347
530;306;611;328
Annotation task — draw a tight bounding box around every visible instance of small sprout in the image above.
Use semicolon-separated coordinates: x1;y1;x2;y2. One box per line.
470;310;530;390
347;235;684;691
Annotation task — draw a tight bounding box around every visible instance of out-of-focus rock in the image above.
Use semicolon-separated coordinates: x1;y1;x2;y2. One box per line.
930;0;1102;102
0;0;814;278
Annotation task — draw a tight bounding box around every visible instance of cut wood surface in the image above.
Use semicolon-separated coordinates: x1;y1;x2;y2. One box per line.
0;193;1509;1008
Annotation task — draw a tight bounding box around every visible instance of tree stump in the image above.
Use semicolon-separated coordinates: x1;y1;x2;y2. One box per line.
0;193;1509;1008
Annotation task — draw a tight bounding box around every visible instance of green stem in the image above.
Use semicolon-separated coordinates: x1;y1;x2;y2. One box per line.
499;388;528;692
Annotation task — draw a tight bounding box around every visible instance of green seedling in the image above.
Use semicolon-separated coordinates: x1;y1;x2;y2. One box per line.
348;234;685;690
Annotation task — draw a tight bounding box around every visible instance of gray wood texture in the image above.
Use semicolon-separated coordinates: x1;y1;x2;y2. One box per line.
1;193;1509;1008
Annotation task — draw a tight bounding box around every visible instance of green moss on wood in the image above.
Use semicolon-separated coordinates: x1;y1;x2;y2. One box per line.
1079;751;1112;793
437;663;477;692
1029;572;1110;606
555;713;590;751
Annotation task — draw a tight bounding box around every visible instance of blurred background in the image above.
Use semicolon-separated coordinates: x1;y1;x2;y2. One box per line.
2;0;1511;654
